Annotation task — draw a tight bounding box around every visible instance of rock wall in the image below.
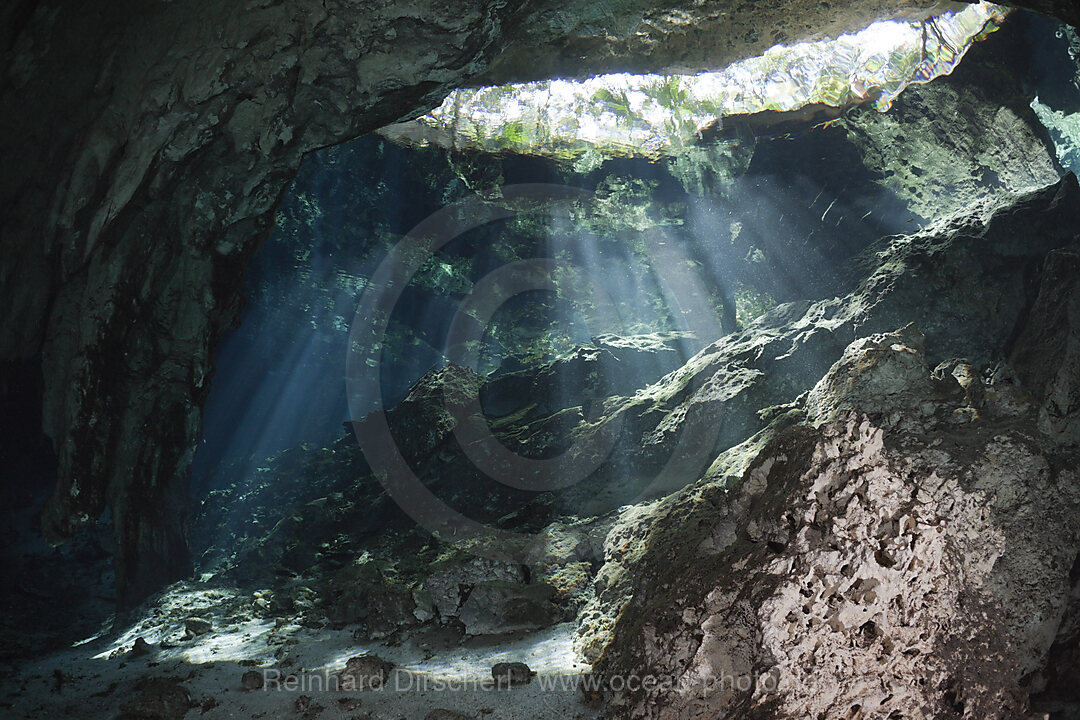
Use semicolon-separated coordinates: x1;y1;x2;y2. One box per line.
842;13;1063;221
585;329;1079;718
574;179;1080;717
564;176;1080;509
2;0;532;607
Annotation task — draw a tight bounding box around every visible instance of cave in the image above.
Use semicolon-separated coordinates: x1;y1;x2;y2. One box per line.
2;1;1080;718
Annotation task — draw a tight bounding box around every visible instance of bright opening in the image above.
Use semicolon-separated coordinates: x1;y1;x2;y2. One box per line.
380;2;1007;159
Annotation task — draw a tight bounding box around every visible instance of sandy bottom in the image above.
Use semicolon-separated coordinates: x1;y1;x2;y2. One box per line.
1;583;600;720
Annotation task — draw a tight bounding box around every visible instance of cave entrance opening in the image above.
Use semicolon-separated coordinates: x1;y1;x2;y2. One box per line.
380;1;1007;160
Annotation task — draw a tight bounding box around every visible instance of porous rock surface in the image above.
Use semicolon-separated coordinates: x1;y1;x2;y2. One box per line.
561;175;1080;717
841;16;1064;221
568;174;1080;502
582;324;1080;719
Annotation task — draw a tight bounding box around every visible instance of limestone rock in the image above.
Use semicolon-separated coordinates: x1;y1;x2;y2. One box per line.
481;0;947;83
582;332;1080;719
0;0;536;608
293;694;323;716
183;617;212;638
568;175;1080;503
322;554;387;626
804;324;937;425
241;670;263;691
491;661;535;687
389;364;484;465
1009;247;1080;447
128;637;154;658
7;0;1058;608
339;655;395;691
480;332;694;418
457;581;559;636
115;678;194;720
421;554;526;621
361;585;420;640
842;20;1063;222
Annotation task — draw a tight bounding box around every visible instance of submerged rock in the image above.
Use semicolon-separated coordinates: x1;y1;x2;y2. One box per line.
803;324;935;424
563;178;1080;716
189;176;1080;659
842;18;1063;222
458;581;559;636
581;328;1080;718
390;364;485;465
564;175;1080;506
128;637;154;658
480;332;694;418
491;661;535;687
1009;247;1080;447
339;655;395;691
240;670;263;691
115;678;194;720
183;617;212;638
293;694;323;716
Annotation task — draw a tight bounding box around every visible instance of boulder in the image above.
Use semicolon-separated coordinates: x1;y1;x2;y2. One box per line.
491;661;535;687
339;655;395;691
582;328;1080;718
457;581;559;636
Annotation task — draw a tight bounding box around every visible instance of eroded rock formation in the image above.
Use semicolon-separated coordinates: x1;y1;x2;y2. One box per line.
583;324;1079;717
842;14;1064;220
588;364;1078;717
566;175;1080;504
573;181;1080;717
3;0;535;607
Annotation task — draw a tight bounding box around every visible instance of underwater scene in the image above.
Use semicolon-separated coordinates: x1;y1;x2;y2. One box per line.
4;3;1080;719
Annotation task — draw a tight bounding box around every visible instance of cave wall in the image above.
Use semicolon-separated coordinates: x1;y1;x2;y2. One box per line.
842;11;1065;221
0;0;1076;606
576;179;1080;717
2;0;531;606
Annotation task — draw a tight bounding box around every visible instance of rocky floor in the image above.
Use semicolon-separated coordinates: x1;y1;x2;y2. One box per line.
0;581;596;720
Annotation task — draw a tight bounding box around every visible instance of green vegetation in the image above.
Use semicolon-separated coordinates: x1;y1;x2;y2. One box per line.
377;3;1006;162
